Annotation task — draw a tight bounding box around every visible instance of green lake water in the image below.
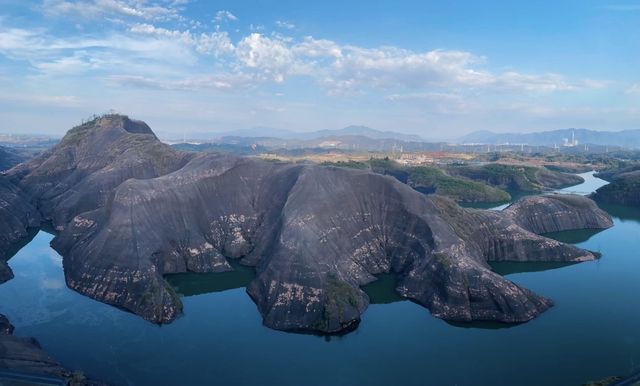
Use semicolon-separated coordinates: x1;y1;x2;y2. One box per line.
1;171;640;385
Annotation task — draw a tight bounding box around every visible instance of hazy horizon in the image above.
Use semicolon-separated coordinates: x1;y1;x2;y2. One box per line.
0;0;638;137
3;121;640;143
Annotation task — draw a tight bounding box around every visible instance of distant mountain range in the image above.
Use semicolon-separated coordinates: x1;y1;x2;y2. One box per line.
200;125;424;143
458;128;640;148
292;125;424;142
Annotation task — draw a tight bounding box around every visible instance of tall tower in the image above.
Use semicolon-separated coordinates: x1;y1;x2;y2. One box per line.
572;129;575;145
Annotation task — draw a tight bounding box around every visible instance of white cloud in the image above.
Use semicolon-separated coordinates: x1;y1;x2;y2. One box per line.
107;73;253;91
214;10;237;22
236;33;295;83
42;0;184;21
0;15;609;99
319;47;493;93
195;31;234;55
293;36;342;58
33;51;103;74
130;23;234;55
275;20;296;30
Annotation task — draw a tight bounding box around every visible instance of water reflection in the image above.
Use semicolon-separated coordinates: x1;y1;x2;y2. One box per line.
598;203;640;223
445;320;521;330
165;260;255;297
461;190;530;210
490;261;578;276
361;273;405;304
542;228;608;244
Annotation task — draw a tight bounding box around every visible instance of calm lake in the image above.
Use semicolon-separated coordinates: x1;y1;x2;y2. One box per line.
1;171;639;386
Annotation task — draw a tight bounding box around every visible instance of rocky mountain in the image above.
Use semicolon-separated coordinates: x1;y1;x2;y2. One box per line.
1;114;613;334
459;128;640;148
506;194;613;234
592;170;640;206
447;163;584;192
0;177;39;283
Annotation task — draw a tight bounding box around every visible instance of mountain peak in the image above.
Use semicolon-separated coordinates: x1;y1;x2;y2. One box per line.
66;114;156;142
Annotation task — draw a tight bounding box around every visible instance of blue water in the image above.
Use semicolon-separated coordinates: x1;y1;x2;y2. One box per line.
1;172;639;386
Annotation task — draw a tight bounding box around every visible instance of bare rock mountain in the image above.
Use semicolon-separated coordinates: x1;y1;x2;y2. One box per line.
506;194;613;234
0;177;39;283
2;114;613;334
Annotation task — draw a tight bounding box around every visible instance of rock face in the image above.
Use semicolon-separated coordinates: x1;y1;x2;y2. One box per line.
8;114;192;228
2;115;612;334
592;170;640;206
505;194;613;234
0;177;40;283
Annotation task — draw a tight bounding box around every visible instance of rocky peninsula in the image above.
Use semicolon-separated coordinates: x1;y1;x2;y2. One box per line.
0;114;613;334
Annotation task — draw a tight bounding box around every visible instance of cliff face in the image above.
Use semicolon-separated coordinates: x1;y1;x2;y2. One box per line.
505;194;613;234
2;115;612;334
0;177;40;283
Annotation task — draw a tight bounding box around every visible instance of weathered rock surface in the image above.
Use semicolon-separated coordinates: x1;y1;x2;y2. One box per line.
505;194;613;234
8;114;192;229
0;177;40;283
2;114;612;333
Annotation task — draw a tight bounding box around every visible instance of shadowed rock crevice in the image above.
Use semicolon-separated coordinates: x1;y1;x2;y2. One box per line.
0;114;614;334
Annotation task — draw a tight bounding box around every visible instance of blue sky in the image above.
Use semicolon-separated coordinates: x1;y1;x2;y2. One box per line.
0;0;638;138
